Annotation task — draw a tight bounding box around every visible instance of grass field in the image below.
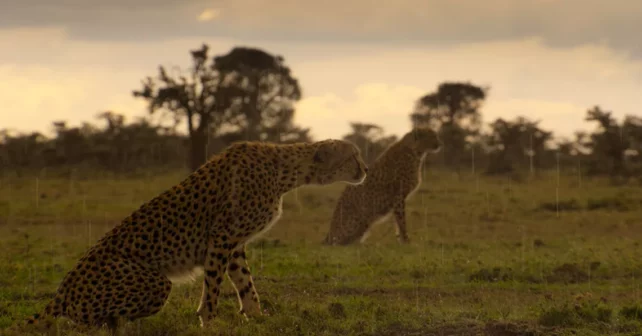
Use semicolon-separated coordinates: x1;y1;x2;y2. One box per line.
1;168;642;335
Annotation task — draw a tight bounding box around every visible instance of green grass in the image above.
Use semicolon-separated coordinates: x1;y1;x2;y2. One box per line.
1;169;642;335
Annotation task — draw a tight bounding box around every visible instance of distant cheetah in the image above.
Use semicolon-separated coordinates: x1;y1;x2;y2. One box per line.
322;127;441;245
24;139;368;334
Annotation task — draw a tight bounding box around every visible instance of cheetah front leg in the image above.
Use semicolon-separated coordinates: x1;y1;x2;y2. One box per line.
392;199;410;244
197;239;230;327
226;244;262;318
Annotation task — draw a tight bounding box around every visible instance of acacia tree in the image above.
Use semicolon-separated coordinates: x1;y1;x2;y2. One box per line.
0;130;48;174
214;47;306;143
484;116;552;175
584;106;630;178
48;120;98;167
555;131;591;172
133;44;231;171
133;45;305;171
90;111;185;172
410;82;487;171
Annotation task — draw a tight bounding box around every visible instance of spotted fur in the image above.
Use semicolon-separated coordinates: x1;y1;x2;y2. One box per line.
24;139;368;334
322;127;441;245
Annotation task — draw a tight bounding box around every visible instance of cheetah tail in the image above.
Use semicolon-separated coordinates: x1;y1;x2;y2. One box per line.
25;294;65;326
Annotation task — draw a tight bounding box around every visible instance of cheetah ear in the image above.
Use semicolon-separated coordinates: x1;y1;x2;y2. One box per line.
313;142;334;164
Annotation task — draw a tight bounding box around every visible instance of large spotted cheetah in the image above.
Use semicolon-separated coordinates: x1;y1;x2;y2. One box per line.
322;127;441;245
24;139;368;334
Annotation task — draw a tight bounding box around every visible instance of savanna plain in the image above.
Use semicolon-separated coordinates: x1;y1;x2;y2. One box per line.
1;168;642;336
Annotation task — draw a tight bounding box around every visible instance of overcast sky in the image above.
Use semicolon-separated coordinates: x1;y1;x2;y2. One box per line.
1;0;641;141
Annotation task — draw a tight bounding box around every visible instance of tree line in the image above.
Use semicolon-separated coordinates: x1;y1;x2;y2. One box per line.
1;44;641;181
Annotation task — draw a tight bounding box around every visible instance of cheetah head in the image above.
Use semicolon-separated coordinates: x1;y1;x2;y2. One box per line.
308;139;368;185
405;127;442;154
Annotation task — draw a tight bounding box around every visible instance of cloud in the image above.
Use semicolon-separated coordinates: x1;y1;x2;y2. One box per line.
0;28;640;144
294;84;593;141
294;84;425;139
293;39;642;140
1;0;641;58
0;27;241;67
484;99;589;133
197;8;221;22
0;64;149;135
